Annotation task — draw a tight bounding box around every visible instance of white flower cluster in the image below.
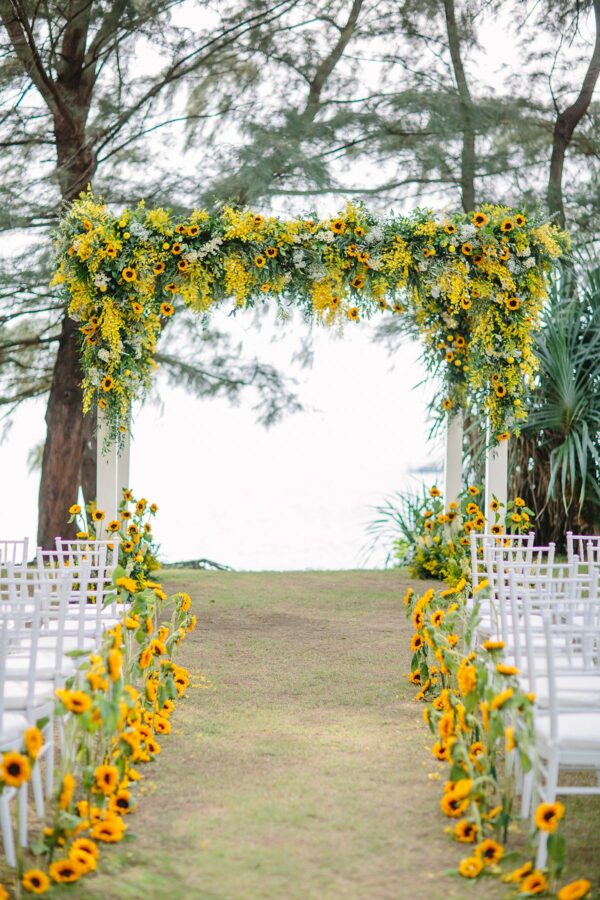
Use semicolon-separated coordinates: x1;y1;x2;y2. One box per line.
94;274;108;290
129;222;151;241
293;250;306;269
195;236;223;259
364;225;384;244
459;224;477;240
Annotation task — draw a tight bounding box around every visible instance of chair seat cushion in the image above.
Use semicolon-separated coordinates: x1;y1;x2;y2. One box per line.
2;680;55;709
521;674;600;707
535;712;600;762
6;650;75;679
0;711;28;745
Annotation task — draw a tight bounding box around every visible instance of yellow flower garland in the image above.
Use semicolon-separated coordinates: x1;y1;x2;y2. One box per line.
53;192;569;445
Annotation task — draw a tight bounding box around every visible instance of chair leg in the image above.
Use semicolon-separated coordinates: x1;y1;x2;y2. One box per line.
520;769;534;820
0;794;16;868
45;732;54;798
18;782;28;848
31;762;45;818
535;754;559;871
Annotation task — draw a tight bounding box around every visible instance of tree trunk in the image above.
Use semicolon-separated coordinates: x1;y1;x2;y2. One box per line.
443;0;476;212
547;0;600;228
37;117;96;547
37;316;86;547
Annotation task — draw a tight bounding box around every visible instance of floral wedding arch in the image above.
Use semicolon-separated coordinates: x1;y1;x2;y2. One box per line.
53;191;568;522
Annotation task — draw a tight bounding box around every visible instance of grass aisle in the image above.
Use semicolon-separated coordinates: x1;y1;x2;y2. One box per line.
76;571;600;900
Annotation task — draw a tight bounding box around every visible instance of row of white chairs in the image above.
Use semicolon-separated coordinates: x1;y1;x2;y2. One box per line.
0;537;122;866
469;530;600;868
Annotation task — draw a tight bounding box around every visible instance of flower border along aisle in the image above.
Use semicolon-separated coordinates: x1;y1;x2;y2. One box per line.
0;490;196;896
403;523;592;898
53;192;568;446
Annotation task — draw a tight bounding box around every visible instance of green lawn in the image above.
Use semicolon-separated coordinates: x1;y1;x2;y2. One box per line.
10;570;600;899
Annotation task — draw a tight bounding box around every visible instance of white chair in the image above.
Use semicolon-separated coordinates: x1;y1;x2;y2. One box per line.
0;605;30;867
529;608;600;868
37;548;121;645
0;539;29;569
566;532;600;567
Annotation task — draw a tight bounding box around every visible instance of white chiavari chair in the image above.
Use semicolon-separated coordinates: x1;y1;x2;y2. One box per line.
0;604;30;867
528;607;600;868
566;532;600;567
0;539;29;570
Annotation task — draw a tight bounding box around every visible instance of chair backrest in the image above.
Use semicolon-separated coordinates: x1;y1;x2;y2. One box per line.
566;532;600;567
0;538;29;568
0;577;42;712
538;605;600;742
508;565;598;671
470;531;535;589
55;538;118;570
35;552;107;645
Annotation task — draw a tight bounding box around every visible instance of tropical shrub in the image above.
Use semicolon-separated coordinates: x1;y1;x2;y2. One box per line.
511;262;600;545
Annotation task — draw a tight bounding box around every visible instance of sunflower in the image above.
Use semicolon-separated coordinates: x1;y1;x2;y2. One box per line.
445;349;454;362
506;296;520;311
498;246;510;261
444;223;457;235
458;856;483;878
354;225;365;237
347;307;359;320
150;503;158;513
350;275;365;290
23;726;44;761
160;302;174;317
442;398;453;411
177;259;189;272
101;376;114;392
187;225;200;237
254;255;266;268
491;687;514;710
410;634;425;653
514;214;526;227
466;502;479;515
49;859;83;884
475;838;504;866
91;817;126;843
171;243;183;255
92;508;105;522
482;640;505;652
154;715;171;734
109;789;133;815
494;383;507;397
265;246;278;258
330;219;346;234
557;880;592;900
496;663;519;676
461;242;473;256
107;649;122;681
409;670;421;685
1;751;31;787
378;299;388;310
431;610;444;628
430;486;441;497
164;281;176;292
441;792;470;818
22;869;50;894
93;764;119;796
121;508;132;521
454;819;478;843
499;218;514;232
70;847;96;873
139;647;152;669
122;267;137;282
432;740;452;761
520;871;548;895
472;212;489;227
534;800;565;832
152;262;165;276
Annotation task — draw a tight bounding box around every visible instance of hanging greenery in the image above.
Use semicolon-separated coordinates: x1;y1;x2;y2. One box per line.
53;191;569;445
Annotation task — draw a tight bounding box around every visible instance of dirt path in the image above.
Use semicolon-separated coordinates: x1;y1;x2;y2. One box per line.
76;571;599;900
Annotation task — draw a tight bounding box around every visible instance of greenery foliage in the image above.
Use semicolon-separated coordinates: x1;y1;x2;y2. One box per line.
511;261;600;543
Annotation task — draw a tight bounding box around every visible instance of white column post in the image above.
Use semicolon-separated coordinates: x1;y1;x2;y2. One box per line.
117;429;131;502
444;410;463;506
96;411;118;532
484;422;508;523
